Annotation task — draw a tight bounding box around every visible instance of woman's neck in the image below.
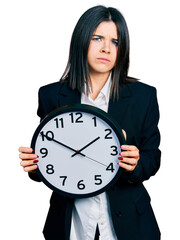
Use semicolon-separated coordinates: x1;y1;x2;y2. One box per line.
89;71;110;100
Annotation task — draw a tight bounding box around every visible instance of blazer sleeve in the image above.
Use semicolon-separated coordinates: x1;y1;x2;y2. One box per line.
121;88;161;184
28;87;47;182
28;82;71;182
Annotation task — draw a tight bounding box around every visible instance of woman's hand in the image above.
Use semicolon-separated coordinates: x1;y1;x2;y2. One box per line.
118;145;139;172
19;146;38;173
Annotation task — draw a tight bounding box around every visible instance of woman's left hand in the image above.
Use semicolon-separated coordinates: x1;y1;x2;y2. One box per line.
118;145;140;172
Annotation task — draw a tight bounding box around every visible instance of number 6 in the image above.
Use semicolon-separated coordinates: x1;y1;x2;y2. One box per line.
77;180;85;190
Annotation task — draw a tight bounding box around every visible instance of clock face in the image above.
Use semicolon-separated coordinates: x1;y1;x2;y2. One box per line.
31;104;125;198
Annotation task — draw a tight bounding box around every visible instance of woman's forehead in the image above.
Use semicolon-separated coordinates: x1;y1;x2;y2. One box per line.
93;21;118;38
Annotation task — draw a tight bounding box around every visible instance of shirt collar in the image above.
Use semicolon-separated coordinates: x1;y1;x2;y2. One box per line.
82;72;112;104
100;72;112;103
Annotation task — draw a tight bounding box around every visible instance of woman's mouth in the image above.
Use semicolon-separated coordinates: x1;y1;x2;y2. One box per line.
97;58;110;62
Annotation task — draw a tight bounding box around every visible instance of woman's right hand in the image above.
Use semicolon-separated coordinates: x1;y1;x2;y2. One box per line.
19;146;39;173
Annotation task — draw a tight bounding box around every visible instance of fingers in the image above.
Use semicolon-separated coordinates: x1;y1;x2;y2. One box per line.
18;146;33;154
20;157;39;172
18;146;38;173
118;160;136;172
119;157;137;166
19;153;38;160
122;129;127;140
121;145;139;157
21;161;38;172
121;145;138;152
121;152;139;160
118;145;140;172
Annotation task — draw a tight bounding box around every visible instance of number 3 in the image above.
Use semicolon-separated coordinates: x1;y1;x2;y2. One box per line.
110;146;118;156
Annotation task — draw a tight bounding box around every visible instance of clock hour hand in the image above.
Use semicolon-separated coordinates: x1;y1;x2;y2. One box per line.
71;136;100;157
41;133;85;157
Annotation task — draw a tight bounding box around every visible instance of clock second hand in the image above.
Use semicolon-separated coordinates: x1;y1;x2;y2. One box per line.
70;136;107;166
84;155;108;167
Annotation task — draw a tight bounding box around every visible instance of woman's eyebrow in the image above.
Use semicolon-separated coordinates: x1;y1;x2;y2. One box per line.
92;34;118;41
92;34;103;38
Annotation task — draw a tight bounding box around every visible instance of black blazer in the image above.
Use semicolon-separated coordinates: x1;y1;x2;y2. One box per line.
29;80;161;240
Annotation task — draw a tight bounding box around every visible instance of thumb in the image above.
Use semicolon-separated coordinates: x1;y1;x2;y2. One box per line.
122;129;127;141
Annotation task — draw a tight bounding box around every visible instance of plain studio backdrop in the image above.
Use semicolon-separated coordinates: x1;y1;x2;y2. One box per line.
0;0;179;239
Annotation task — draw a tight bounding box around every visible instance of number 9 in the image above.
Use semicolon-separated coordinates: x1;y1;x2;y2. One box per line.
40;148;48;158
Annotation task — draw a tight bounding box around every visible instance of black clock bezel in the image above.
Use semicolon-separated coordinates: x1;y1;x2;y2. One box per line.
31;104;126;198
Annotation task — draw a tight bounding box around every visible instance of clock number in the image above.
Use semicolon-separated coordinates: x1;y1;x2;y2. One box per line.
94;175;102;185
59;176;67;186
106;163;115;172
76;113;83;123
77;180;85;190
110;146;118;156
104;129;112;139
92;116;97;127
69;112;83;123
41;131;54;141
40;148;48;158
46;164;54;174
54;118;64;128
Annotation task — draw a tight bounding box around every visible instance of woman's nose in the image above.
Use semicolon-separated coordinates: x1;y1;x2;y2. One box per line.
101;40;110;53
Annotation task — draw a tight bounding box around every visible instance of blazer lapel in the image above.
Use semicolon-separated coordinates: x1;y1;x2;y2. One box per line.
57;81;132;128
108;84;132;127
58;82;81;107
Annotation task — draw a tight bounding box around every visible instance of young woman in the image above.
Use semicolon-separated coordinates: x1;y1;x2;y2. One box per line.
19;5;161;240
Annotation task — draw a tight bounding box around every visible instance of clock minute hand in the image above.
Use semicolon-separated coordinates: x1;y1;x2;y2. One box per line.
41;133;85;157
71;136;100;157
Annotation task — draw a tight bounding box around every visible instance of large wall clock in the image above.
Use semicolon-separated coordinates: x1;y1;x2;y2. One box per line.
31;104;125;198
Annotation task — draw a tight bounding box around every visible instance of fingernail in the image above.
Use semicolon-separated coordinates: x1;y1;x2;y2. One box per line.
33;160;39;163
118;157;123;161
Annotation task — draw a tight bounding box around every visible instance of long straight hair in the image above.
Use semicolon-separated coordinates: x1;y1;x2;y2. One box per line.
61;5;132;100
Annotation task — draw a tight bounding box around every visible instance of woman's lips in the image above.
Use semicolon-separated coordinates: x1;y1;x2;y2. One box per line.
97;58;110;62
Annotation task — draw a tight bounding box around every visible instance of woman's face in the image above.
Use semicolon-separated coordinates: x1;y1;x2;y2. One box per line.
87;21;118;76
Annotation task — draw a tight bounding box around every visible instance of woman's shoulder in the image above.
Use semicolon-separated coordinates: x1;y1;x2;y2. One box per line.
39;81;62;94
38;80;73;96
37;81;72;119
120;78;158;108
126;77;156;90
125;78;157;97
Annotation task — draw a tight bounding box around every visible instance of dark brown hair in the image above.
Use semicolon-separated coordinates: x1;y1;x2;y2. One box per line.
61;5;132;100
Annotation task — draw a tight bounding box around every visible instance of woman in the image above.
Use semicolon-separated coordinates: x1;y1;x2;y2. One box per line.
19;5;161;240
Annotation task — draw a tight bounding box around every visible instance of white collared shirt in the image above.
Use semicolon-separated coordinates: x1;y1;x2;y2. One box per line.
70;74;118;240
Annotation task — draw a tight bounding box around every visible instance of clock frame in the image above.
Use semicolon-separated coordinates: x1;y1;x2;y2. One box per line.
31;104;125;198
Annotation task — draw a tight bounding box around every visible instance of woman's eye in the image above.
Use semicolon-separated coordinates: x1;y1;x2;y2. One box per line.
112;40;119;46
92;37;102;41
